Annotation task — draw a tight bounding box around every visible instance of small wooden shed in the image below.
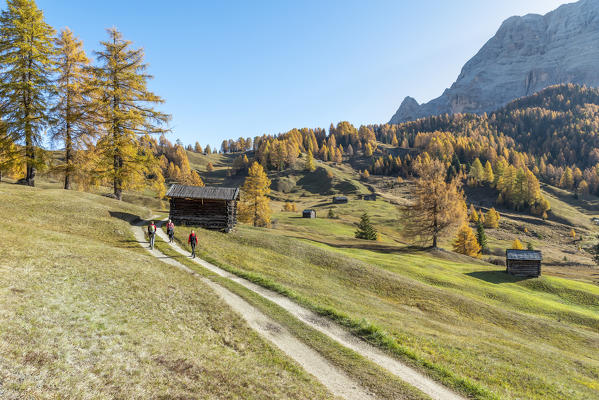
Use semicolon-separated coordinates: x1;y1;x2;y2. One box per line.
167;184;239;232
303;209;316;219
505;250;542;277
333;196;348;204
363;194;377;201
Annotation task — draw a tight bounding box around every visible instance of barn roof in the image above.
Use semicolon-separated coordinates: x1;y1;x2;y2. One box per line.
506;249;542;261
166;184;239;200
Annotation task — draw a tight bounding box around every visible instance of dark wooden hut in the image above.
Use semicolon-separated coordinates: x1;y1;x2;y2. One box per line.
505;250;542;277
303;209;316;218
333;196;348;204
167;184;239;232
363;194;377;201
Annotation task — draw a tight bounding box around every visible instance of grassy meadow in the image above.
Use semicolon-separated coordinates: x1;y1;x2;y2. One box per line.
0;183;333;399
170;223;599;400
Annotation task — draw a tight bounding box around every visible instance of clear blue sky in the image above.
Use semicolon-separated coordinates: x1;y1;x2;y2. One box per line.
37;0;567;148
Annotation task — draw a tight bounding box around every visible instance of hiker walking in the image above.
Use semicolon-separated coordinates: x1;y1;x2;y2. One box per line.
188;230;198;258
166;219;175;243
148;221;157;250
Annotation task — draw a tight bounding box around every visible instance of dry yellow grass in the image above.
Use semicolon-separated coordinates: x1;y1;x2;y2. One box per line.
0;183;331;399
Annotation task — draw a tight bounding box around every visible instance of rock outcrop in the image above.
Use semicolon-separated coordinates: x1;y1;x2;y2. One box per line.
390;0;599;123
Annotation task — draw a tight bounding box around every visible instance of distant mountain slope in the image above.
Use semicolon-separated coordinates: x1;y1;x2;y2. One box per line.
390;0;599;123
390;84;599;168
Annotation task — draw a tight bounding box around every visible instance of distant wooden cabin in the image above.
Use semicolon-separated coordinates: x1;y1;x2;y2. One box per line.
303;209;316;219
167;184;239;232
363;194;377;201
505;250;542;277
332;196;348;204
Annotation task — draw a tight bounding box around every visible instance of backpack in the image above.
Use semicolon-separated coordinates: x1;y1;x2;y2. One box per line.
148;224;156;234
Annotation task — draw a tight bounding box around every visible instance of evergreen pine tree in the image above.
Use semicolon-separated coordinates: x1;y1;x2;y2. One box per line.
476;221;488;251
0;0;56;186
239;161;272;227
355;213;378;240
591;242;599;266
92;28;170;200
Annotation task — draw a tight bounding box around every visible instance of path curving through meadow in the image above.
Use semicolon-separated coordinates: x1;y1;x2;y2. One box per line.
132;221;376;400
154;224;466;400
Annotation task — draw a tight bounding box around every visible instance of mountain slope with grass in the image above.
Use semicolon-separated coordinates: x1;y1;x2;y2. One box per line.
0;183;333;399
168;221;599;400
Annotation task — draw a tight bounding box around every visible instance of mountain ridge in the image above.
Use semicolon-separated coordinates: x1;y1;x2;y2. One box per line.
390;0;599;123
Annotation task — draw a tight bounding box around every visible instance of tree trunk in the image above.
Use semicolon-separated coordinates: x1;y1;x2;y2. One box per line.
64;129;72;190
25;49;35;187
25;131;35;187
64;76;72;190
114;153;122;200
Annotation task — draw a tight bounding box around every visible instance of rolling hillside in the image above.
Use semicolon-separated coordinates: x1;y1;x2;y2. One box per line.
0;183;333;399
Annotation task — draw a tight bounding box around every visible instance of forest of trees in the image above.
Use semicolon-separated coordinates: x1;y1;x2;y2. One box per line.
0;0;172;200
1;1;596;216
370;84;599;200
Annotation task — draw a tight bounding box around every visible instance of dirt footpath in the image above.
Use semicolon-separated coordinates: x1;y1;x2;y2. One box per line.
155;225;465;400
133;223;376;400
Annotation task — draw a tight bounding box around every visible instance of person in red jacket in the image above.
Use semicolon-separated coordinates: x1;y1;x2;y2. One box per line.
188;230;198;258
166;219;175;243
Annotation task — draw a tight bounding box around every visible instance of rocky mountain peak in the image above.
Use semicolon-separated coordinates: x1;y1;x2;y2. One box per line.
390;0;599;124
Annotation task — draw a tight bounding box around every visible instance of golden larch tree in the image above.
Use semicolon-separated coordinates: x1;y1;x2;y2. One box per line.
453;223;481;257
0;0;56;186
239;162;272;227
92;28;170;200
511;239;524;250
402;158;467;248
304;150;315;172
50;28;95;190
484;207;500;228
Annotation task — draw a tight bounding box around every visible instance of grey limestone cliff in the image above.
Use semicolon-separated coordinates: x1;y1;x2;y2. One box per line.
390;0;599;123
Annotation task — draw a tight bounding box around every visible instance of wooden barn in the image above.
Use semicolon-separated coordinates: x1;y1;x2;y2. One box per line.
303;209;316;218
505;250;542;277
167;184;239;232
333;196;348;204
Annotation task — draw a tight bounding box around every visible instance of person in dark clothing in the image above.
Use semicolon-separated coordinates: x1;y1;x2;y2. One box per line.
188;230;198;258
166;219;175;243
148;221;157;249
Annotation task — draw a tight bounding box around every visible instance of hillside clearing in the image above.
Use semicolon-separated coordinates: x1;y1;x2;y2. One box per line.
168;223;599;400
155;225;461;400
0;183;332;399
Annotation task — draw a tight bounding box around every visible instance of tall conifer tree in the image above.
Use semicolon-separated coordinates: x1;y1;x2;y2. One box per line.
239;161;272;227
50;28;94;189
0;0;55;186
92;28;170;200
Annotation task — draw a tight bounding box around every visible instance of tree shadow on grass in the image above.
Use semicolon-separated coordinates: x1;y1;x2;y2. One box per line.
466;270;532;284
109;211;142;225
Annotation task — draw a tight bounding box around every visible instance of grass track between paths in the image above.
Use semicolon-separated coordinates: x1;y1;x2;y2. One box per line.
167;224;599;400
154;237;433;400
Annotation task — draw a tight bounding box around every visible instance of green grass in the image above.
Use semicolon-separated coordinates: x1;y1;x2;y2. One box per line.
0;183;332;399
154;237;431;400
170;224;599;400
